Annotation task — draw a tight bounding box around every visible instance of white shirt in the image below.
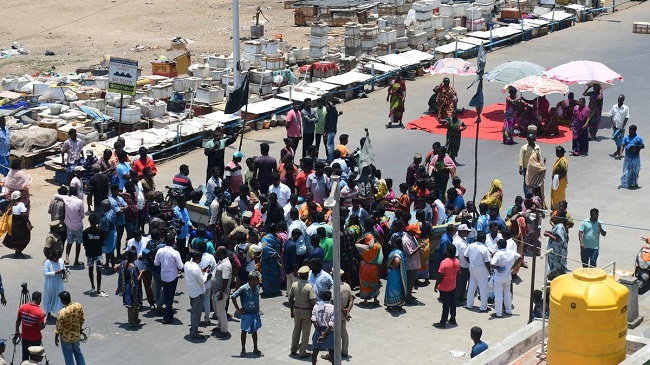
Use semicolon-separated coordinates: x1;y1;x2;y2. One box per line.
209;199;220;225
485;233;503;255
214;257;232;294
490;248;520;283
308;270;333;301
11;202;27;215
331;158;349;178
127;236;151;270
465;242;491;278
609;103;629;129
135;181;145;210
506;238;517;253
184;260;208;298
70;177;84;200
268;183;291;207
199;253;217;290
288;219;308;255
154;246;183;282
452;234;469;268
283;202;298;224
434;199;447;225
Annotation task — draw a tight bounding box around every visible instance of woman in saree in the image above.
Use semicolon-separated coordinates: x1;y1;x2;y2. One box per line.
385;233;407;311
544;214;568;279
260;224;282;298
2;160;33;215
43;250;65;318
571;98;591;156
445;111;467;163
583;83;603;140
503;87;520;144
115;249;143;327
436;77;458;124
415;210;431;286
3;190;32;257
427;146;457;202
550;146;568;210
356;231;384;306
507;205;527;276
526;151;547;208
386;73;406;128
480;179;503;210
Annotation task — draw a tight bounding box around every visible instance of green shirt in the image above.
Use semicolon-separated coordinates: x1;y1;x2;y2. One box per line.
320;237;333;262
315;106;327;134
579;219;605;249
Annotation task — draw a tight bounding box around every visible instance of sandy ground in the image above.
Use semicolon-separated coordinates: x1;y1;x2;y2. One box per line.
0;0;334;77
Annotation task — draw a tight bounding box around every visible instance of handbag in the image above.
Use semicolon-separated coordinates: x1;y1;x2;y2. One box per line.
0;209;13;237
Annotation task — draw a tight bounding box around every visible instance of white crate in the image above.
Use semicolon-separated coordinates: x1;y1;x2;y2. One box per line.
310;35;329;47
395;24;406;37
426;27;435;39
192;66;210;78
243;41;262;54
442;16;453;29
415;10;433;20
435;27;446;40
110;106;142;124
243;53;263;66
311;24;330;36
309;46;329;58
136;99;167;118
260;39;279;54
210;69;228;82
250;82;273;95
378;18;388;29
361;38;379;49
407;25;424;36
205;56;222;68
249;69;273;84
466;7;483;20
183;77;202;91
416;19;433;28
453;17;463;27
344;23;361;36
466;18;486;31
440;4;454;16
408;32;427;46
262;56;285;70
151;83;173;99
396;36;409;49
95;76;108;90
361;26;379;38
344;37;362;48
413;1;435;11
454;4;469;17
292;48;309;61
378;29;397;44
195;86;225;104
451;26;467;34
432;15;444;28
84;98;105;111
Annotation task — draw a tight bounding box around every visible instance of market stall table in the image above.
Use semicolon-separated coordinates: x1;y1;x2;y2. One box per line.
377;53;421;68
240;98;293;121
434;41;478;59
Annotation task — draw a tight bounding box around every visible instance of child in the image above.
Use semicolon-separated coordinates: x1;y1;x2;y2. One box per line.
231;271;263;358
83;214;107;296
470;326;488;358
396;183;411;213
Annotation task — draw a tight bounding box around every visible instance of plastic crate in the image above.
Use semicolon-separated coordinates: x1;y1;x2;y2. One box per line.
151;62;178;78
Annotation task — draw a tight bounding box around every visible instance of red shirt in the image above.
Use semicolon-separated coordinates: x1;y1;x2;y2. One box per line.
18;302;45;341
295;169;313;197
132;156;157;179
437;257;460;292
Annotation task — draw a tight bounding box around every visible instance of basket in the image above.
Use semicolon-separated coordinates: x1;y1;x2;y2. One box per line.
152;62;179;78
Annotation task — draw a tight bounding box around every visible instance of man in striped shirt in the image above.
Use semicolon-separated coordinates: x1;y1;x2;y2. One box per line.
15;291;46;361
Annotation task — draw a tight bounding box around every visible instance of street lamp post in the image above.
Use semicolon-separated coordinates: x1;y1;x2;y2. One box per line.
232;0;241;88
324;175;342;365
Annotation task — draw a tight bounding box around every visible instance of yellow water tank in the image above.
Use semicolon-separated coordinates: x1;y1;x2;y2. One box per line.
548;268;628;365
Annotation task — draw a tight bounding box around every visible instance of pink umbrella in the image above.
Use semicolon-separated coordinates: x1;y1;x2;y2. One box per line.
545;60;623;84
503;75;569;96
427;58;478;76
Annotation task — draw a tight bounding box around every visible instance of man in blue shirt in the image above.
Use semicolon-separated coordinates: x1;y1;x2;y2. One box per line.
470;326;489;358
174;199;194;262
445;188;465;216
231;271;263;358
115;150;132;190
487;205;506;231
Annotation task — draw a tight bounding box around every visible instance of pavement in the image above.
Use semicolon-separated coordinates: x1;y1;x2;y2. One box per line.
2;3;650;364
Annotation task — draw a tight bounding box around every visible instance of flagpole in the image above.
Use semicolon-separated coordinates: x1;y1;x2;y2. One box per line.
238;103;247;152
233;0;241;88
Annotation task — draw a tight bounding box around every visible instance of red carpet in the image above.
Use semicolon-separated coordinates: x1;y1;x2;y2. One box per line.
406;103;572;144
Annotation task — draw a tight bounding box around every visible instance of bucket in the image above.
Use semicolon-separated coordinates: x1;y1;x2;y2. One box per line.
263;120;271;129
256;121;264;130
49;104;63;115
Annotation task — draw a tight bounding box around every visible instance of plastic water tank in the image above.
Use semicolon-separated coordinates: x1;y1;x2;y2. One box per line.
548;268;628;365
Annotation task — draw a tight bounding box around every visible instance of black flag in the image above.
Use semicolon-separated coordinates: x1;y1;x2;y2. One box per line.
468;45;487;118
224;72;250;114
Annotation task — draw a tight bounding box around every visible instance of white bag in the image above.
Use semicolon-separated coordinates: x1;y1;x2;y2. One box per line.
552;174;560;190
404;9;416;26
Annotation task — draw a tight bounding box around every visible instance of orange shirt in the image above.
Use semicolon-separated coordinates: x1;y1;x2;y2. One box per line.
396;193;410;212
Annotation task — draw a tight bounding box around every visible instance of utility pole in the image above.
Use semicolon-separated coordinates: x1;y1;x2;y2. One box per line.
232;0;241;88
324;175;342;365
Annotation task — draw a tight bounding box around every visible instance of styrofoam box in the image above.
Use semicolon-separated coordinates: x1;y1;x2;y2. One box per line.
466;7;483;20
205;56;221;68
378;30;397;44
263;57;285;70
243;53;263;66
249;70;273;84
408;32;428;46
432;15;444;28
136;99;167;118
396;36;409;48
310;35;329;47
261;39;279;54
361;26;379;38
440;4;454;16
309;46;329;58
110;106;142;124
311;24;330;36
415;10;433;20
426;28;435;39
378;18;388;29
293;48;309;61
361;38;379;48
243;41;262;54
442;16;453;29
453;17;463;27
453;4;468;18
386;15;405;25
345;37;362;48
151;83;173;99
414;1;436;11
95;76;108;90
183;77;202;91
451;26;467;34
85;98;105;111
416;19;433;28
466;18;486;31
435;27;446;40
195;86;225;104
345;24;361;36
250;82;273;95
192;66;210;78
210;69;228;81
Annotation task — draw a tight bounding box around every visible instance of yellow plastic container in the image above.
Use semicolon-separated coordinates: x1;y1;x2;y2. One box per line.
548;268;628;365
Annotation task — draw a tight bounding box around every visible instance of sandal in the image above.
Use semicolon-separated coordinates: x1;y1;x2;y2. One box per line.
253;350;264;357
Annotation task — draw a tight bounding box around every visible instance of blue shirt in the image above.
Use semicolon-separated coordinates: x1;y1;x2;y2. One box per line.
308;247;324;262
99;208;117;232
174;206;191;239
476;214;489;233
446;195;466;213
116;162;132;190
439;233;452;264
488;217;507;231
0;127;10;156
109;195;126;226
623;135;644;156
231;283;260;314
471;341;489;358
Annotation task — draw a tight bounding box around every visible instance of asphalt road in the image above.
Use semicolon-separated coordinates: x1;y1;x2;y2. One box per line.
1;3;650;364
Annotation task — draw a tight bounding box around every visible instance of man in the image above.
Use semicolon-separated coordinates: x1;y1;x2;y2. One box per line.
308;258;333;301
306;161;330;205
132;146;157;179
173;199;194;262
286;101;302;153
518;134;540;195
61;128;84;170
295;157;313;198
314;98;326;157
55;187;85;267
172;164;202;203
55;291;86;365
213;247;232;338
0;116;9;176
610;94;629;159
331;150;349;178
115;150;132;191
301;98;318;158
99;199;118;267
221;202;240;241
15;292;46;361
335;134;349;159
184;251;211;338
317;227;334;274
44;220;64;260
121;181;139;242
434;245;460;328
490;239;520;318
126;228;153;306
154;232;184;324
284;229;300;294
487;205;507;231
88;165;109;214
253;142;277;193
231;271;263;358
464;230;491;312
451;224;469;304
578;208;607;268
485;222;503;255
204;127;239;181
288;209;309;262
289;265;316;358
82;214;106;296
347;197;369;226
225;151;245;195
268;172;291;207
308;235;324;263
406;154;421;188
620;125;645;189
283;194;300;224
20;345;46;365
262;192;284;228
402;224;426;305
70;166;85;201
445;188;466;216
470;326;489;358
337;269;355;359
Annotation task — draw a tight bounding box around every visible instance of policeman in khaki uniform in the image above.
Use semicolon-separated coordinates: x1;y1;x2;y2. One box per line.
21;346;45;365
289;265;316;358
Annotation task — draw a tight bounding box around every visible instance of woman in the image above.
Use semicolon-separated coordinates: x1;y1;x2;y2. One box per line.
278;155;298;194
43;250;65;317
620;125;645;189
480;179;503;210
3;190;32;257
415;210;431;285
445;111;467;163
526;151;547;208
260;224;282;298
571;98;591;156
386;73;406;128
280;137;295;163
550;146;568;210
583;83;603;140
503;87;520;144
2;160;33;215
507;206;527;275
428;146;456;202
556;92;577;121
544;214;568;279
436;77;458;124
384;233;407;311
356;231;383;306
115;249;143;327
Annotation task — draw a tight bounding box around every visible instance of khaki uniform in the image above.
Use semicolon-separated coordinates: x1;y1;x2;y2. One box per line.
289;279;316;356
340;282;354;355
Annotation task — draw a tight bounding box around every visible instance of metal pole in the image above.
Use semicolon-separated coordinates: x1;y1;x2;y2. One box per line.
371;64;375;91
541;248;552;354
118;94;124;136
233;0;241;88
527;248;537;323
324;176;342;365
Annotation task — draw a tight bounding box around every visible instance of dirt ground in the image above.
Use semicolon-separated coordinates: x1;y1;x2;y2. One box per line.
0;0;335;77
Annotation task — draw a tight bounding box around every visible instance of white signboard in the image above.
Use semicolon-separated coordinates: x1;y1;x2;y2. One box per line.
108;57;138;96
